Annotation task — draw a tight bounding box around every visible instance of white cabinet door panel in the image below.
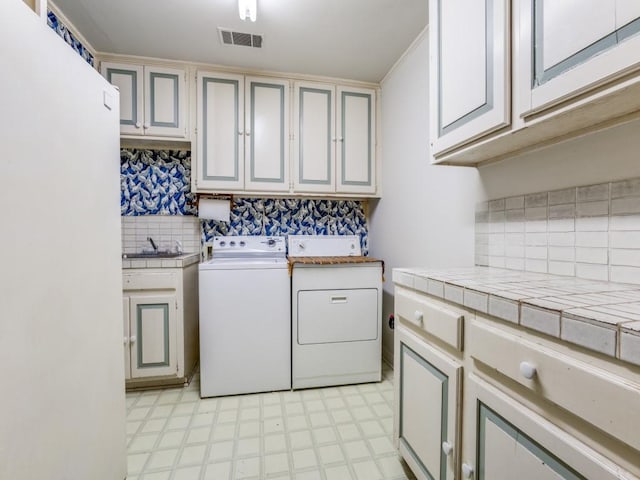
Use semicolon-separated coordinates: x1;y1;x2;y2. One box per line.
520;0;640;115
616;0;640;28
395;326;460;480
463;375;633;480
293;82;335;192
429;0;510;157
144;66;186;137
440;0;487;127
196;72;244;190
101;63;144;136
245;77;290;191
129;295;177;379
336;87;376;194
541;1;616;71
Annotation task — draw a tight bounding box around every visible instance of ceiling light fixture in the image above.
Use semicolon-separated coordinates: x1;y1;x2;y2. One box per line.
238;0;257;22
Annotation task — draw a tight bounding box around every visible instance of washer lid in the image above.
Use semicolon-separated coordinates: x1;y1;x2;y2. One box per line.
199;256;288;270
287;235;361;257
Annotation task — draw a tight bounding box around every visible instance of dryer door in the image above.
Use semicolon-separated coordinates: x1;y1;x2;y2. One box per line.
297;288;378;344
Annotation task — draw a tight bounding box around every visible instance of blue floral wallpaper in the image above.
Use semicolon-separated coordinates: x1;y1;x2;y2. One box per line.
120;149;369;253
121;149;195;216
47;10;95;67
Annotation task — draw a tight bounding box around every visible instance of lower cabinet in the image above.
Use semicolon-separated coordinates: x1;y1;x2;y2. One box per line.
462;375;633;480
122;264;198;388
123;293;177;379
394;325;461;480
393;284;640;480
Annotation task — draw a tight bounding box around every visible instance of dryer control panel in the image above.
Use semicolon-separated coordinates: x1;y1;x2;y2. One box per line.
287;235;361;257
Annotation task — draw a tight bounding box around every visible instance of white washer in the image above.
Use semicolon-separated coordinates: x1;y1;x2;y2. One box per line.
288;235;382;389
199;236;290;398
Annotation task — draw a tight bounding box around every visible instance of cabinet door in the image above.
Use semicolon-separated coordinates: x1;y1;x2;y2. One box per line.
429;0;510;157
101;62;144;136
144;66;186;138
293;81;336;193
336;86;376;195
461;375;633;480
518;0;640;116
195;71;245;191
129;294;177;378
244;77;290;192
123;296;131;380
395;325;461;480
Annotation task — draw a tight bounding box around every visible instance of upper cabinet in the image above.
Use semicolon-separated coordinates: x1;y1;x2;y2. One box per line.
518;0;640;116
194;71;290;192
431;0;640;165
429;0;511;156
101;62;187;139
293;82;377;195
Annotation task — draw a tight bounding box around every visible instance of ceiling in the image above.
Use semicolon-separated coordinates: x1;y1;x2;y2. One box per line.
51;0;428;83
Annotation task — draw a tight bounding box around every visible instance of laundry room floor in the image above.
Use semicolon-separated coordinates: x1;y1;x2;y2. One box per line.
125;364;416;480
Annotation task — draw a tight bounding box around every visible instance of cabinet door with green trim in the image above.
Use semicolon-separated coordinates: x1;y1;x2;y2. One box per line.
395;326;461;480
462;375;630;480
128;294;177;379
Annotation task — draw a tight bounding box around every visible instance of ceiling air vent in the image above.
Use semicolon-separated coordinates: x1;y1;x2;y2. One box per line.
218;28;263;48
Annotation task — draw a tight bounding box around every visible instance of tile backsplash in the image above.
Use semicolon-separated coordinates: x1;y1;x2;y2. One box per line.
476;177;640;284
121;216;200;255
47;9;95;67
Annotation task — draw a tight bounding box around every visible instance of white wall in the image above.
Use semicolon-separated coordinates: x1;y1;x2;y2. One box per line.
478;119;640;200
0;2;126;479
368;29;480;364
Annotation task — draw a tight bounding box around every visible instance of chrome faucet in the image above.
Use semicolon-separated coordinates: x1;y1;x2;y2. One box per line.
175;240;183;254
147;237;158;252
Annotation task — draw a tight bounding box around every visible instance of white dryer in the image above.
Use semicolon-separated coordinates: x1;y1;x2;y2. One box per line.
288;235;382;389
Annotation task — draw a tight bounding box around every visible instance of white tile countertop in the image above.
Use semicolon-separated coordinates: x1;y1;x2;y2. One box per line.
122;253;200;270
393;266;640;366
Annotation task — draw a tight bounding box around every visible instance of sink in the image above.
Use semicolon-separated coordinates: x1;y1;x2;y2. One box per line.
122;252;183;259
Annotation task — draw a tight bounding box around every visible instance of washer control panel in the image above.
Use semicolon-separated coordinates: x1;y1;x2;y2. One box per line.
287;235;361;257
212;236;285;255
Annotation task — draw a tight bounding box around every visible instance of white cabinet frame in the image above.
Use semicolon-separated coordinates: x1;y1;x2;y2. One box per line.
429;0;511;156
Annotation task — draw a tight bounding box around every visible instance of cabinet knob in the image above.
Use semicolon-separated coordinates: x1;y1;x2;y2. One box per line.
245;131;251;136
414;310;423;324
123;336;128;345
238;130;244;136
338;137;344;142
143;123;150;129
135;122;141;129
462;463;474;478
130;335;136;344
332;137;337;142
519;361;537;380
441;441;453;456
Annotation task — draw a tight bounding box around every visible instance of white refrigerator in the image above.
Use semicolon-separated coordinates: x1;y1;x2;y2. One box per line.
0;2;127;479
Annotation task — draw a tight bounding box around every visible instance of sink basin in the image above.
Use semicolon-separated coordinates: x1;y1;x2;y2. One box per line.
122;252;183;259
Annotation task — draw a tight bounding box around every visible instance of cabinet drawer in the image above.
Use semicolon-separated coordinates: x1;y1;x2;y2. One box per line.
468;318;640;452
123;272;177;291
396;288;465;351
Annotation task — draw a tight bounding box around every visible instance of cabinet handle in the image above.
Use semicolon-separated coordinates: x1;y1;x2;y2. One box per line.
332;137;337;142
135;122;141;129
143;123;150;129
462;463;474;478
238;130;244;135
413;310;423;324
441;441;453;456
130;335;136;344
338;137;344;142
519;361;537;380
123;336;128;345
245;131;251;136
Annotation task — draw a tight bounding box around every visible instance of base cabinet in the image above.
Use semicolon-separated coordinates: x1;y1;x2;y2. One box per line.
462;376;635;480
122;264;198;388
125;294;177;379
393;284;640;480
395;326;461;480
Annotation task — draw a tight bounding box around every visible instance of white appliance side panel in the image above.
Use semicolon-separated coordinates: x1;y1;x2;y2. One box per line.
297;289;378;344
199;267;291;397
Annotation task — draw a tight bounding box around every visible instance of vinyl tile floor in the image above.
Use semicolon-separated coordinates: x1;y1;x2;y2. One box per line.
125;364;416;480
